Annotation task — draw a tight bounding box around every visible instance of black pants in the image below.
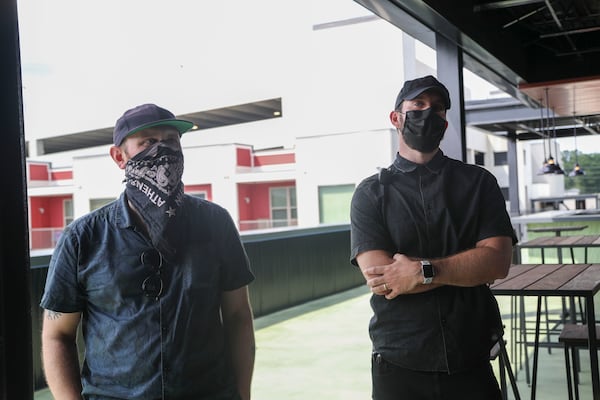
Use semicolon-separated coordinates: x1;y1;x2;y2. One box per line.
371;353;502;400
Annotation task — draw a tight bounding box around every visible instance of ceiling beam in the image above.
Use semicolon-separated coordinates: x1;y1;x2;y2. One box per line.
474;0;545;12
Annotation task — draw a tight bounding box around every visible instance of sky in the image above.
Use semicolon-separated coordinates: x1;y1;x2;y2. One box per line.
16;0;598;154
17;0;320;138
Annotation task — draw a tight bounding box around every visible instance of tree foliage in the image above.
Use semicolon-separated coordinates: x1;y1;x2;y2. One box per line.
561;150;600;193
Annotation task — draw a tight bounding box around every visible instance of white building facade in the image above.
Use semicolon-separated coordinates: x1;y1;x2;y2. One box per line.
23;1;562;249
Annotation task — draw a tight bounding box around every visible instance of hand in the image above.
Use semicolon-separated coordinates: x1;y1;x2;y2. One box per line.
364;253;421;299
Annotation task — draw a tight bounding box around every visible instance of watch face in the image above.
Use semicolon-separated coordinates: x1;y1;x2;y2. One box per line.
422;261;434;277
421;261;434;283
423;265;434;278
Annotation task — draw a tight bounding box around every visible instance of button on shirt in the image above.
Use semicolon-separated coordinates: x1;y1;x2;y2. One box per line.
41;194;254;399
350;151;517;373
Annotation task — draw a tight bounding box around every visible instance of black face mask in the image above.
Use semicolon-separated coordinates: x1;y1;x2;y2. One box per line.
401;108;447;153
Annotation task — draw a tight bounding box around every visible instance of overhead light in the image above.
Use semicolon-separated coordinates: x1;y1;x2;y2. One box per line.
569;163;585;176
538;88;565;175
568;87;585;177
541;155;564;174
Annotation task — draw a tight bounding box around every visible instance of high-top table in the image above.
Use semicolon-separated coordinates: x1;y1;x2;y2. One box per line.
528;225;588;237
516;234;600;264
490;263;600;400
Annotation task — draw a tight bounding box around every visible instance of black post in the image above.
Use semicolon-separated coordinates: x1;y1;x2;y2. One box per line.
0;0;34;398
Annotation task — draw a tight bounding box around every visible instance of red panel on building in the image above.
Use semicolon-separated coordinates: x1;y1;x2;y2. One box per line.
237;180;295;230
29;195;72;250
29;163;50;181
253;153;295;166
51;170;73;180
236;147;253;167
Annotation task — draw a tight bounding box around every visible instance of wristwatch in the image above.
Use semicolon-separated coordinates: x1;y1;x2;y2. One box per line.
421;260;434;284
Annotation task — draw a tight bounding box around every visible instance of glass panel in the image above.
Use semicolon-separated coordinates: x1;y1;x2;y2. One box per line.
190;192;207;200
270;188;287;207
474;151;485;166
271;209;288;227
318;184;355;224
272;209;287;220
89;198;115;211
64;199;74;225
494;152;508;166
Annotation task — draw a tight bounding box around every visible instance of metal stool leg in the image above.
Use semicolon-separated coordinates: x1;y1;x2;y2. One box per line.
499;337;521;400
544;297;552;354
519;296;531;384
572;345;581;400
564;344;574;400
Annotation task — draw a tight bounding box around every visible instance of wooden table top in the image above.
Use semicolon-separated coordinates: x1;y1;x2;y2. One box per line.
491;263;600;399
490;263;600;297
528;225;588;234
517;235;600;249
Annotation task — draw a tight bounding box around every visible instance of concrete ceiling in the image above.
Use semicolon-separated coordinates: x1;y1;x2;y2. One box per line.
34;98;282;155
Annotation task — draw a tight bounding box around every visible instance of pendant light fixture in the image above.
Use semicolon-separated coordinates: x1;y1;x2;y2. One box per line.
551;106;565;175
538;94;552;174
569;86;585;177
539;88;564;175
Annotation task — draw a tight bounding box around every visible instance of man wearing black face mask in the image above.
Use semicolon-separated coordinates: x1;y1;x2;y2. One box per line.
41;104;255;400
350;76;517;399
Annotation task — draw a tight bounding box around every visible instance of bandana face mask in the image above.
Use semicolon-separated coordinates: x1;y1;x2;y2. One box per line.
124;141;184;261
401;108;447;153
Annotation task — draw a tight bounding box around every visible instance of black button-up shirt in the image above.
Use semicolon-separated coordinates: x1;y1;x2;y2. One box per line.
350;151;517;373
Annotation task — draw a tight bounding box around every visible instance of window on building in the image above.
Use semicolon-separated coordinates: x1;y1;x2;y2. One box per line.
64;199;74;226
90;198;115;211
494;152;508;166
189;192;207;200
318;184;355;224
270;186;297;228
474;151;485;166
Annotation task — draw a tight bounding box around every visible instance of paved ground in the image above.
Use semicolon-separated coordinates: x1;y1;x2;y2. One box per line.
36;285;597;399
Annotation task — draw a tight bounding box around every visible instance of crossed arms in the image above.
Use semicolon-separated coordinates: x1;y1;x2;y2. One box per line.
356;236;514;299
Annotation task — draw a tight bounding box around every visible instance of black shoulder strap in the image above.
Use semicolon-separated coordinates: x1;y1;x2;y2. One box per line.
378;167;394;186
377;167;393;228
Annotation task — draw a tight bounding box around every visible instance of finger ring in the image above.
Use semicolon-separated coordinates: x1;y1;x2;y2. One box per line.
383;283;388;291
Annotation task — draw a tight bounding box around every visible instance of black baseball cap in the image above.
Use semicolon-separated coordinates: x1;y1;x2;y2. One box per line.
394;75;451;110
113;103;194;146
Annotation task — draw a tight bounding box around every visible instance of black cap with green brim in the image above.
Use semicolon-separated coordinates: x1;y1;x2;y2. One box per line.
113;103;194;146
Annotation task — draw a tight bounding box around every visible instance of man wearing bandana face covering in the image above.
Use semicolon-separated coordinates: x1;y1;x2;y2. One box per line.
350;76;517;399
40;104;256;400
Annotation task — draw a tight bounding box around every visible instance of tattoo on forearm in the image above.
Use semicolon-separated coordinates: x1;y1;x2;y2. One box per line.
46;310;62;320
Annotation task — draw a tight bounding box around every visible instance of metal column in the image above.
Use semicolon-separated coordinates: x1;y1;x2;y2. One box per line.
436;32;466;163
0;0;34;398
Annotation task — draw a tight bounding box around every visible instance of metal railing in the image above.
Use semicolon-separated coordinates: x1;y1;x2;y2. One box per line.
239;218;298;231
30;228;64;250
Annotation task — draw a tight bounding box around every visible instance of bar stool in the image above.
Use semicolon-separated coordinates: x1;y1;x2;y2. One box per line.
559;323;600;400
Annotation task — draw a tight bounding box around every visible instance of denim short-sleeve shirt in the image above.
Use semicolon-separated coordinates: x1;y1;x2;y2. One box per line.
350;151;517;374
41;193;254;399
